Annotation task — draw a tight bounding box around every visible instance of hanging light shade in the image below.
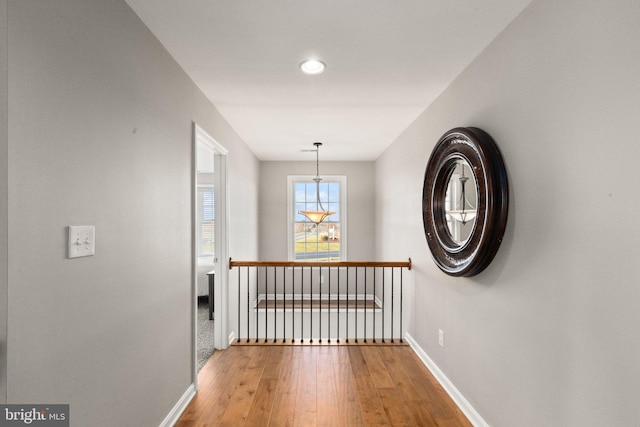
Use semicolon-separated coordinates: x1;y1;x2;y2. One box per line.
447;210;477;225
299;142;335;224
447;163;477;225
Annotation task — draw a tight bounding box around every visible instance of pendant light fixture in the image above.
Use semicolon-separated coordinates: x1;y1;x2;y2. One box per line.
448;161;477;225
299;142;335;224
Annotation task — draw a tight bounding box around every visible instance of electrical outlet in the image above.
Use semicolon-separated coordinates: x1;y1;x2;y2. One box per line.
320;275;325;284
438;329;444;347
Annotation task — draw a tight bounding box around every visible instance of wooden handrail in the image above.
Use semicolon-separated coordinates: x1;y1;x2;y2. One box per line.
229;258;411;270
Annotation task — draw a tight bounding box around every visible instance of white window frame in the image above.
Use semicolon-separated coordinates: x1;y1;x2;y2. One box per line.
287;175;347;261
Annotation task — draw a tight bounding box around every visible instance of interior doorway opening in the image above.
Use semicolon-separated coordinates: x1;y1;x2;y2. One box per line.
193;123;228;384
195;139;215;371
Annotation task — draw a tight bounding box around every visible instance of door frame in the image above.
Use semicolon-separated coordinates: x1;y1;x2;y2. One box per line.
192;123;229;388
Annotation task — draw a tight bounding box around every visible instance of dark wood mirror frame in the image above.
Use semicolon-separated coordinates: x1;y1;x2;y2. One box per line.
422;127;509;276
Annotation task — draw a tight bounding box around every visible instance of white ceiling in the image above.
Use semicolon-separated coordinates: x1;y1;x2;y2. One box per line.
125;0;532;161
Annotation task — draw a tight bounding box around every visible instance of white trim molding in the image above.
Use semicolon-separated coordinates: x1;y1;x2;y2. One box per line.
405;333;490;427
159;384;195;427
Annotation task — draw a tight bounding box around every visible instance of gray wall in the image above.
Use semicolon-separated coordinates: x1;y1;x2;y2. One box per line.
259;161;375;261
5;1;258;426
0;0;7;404
375;0;640;426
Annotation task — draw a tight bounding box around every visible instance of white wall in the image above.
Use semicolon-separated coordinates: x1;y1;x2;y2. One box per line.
375;0;640;426
5;1;258;426
259;161;375;261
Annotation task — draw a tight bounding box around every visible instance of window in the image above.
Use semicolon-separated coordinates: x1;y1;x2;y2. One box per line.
197;186;215;265
288;175;346;261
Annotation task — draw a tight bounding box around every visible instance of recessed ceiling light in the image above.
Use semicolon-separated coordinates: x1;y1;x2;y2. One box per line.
299;59;326;75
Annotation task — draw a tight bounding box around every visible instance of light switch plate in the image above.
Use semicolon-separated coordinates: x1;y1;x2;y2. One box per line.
68;226;95;258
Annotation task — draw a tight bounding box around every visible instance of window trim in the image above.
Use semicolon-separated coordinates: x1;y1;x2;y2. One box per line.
287;175;347;261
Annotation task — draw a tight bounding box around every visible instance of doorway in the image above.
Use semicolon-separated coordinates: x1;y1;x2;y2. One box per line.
193;123;228;385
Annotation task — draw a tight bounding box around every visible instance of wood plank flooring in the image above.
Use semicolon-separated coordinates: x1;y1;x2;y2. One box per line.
175;344;471;426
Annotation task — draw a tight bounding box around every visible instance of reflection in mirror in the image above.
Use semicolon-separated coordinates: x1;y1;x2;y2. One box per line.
445;159;477;245
422;127;508;276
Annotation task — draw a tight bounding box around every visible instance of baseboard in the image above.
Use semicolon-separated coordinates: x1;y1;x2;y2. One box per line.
405;333;489;427
159;383;196;427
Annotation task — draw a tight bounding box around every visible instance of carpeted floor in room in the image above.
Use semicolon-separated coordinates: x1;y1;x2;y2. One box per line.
197;296;215;372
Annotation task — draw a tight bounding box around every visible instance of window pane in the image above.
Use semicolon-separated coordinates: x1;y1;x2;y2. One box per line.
201;222;214;255
328;182;339;202
327;203;339;220
305;183;317;203
318;182;328;204
295;203;306;222
202;190;214;221
295;184;306;203
198;187;215;258
291;222;341;261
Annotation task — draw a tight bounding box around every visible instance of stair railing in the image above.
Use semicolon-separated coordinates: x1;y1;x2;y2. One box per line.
229;259;411;344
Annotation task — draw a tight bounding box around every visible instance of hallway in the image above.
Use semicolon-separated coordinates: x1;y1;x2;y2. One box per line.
176;344;471;426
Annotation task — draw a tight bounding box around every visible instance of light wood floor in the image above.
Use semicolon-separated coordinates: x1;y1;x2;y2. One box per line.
175;344;471;426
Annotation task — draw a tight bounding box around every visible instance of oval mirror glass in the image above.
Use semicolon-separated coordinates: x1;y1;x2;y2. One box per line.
444;159;477;245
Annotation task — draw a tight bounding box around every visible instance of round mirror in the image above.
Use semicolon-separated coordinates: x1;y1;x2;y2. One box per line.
422;127;508;277
444;158;477;245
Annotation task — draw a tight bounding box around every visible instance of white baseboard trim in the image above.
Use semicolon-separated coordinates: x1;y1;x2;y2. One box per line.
160;383;196;427
405;333;489;427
